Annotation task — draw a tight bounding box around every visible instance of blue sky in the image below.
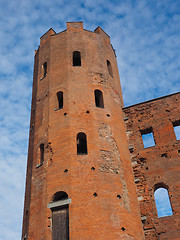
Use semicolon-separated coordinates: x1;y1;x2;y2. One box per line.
0;0;179;239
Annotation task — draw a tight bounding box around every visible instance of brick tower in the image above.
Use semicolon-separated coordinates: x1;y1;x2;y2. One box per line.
22;22;144;240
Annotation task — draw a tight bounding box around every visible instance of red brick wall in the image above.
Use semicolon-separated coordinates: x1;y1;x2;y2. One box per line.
123;93;180;239
22;22;144;240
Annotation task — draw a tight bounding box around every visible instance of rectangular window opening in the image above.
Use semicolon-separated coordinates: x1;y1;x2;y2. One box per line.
173;120;180;140
57;91;63;109
40;143;44;165
141;128;155;148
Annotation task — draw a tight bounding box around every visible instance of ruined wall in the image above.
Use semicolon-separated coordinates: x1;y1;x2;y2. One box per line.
123;92;180;240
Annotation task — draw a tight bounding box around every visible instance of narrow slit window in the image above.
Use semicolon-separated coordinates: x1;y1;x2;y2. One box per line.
107;60;113;77
57;91;63;109
141;128;155;148
154;184;173;217
77;132;87;155
42;62;47;78
73;51;81;66
94;89;104;108
173;120;180;140
40;143;44;165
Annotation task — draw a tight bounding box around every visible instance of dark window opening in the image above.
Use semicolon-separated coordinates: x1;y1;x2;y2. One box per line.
73;51;81;66
42;62;47;78
57;91;63;109
52;191;68;202
141;127;155;148
154;183;173;217
77;132;87;155
40;143;44;165
173;120;180;140
107;60;113;77
94;89;104;108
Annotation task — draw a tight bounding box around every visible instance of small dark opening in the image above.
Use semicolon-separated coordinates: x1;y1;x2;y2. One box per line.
107;60;113;77
121;227;125;231
52;191;68;202
64;169;68;173
106;114;110;117
117;195;121;199
91;167;95;170
93;192;98;197
40;143;44;165
94;89;104;108
73;51;81;66
64;112;67;116
86;110;90;114
57;91;63;109
77;132;87;155
161;153;168;158
43;62;47;78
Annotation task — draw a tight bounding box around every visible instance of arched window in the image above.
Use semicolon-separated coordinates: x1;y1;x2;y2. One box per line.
57;91;63;109
52;191;68;202
154;183;173;217
73;51;81;66
77;132;87;155
42;62;47;78
40;143;44;165
94;89;104;108
48;191;70;240
107;60;113;77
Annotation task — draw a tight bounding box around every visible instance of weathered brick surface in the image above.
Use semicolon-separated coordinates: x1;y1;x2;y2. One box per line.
123;93;180;239
22;22;144;239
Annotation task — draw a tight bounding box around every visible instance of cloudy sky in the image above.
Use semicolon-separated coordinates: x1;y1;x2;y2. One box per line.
0;0;179;239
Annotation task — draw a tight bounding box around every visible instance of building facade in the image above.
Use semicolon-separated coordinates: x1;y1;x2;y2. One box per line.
22;22;180;240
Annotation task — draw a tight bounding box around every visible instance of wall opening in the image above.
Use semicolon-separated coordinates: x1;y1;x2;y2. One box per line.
77;132;87;155
52;191;68;202
57;91;63;109
173;120;180;140
107;60;113;77
51;191;69;240
73;51;81;66
154;183;173;218
141;128;155;148
40;143;44;165
94;89;104;108
42;62;47;78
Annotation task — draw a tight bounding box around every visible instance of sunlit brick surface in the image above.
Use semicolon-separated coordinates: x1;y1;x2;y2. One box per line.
22;22;144;240
123;93;180;240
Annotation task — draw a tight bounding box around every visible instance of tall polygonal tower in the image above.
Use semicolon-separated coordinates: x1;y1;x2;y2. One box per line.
22;22;144;240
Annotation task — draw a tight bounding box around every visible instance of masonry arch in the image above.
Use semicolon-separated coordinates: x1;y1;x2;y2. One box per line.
48;191;70;240
154;183;173;217
77;132;88;155
94;89;104;108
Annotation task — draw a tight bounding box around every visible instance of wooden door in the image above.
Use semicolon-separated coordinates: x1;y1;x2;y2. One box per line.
52;206;69;240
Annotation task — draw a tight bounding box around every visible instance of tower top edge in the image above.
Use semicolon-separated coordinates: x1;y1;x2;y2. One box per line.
39;22;110;47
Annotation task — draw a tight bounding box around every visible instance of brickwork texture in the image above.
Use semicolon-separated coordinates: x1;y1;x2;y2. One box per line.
22;22;179;240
